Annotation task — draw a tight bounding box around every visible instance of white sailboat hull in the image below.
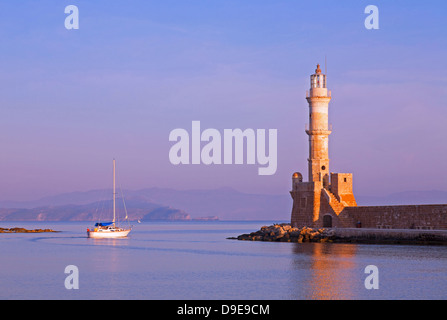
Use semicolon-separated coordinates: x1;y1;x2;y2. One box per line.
87;228;131;239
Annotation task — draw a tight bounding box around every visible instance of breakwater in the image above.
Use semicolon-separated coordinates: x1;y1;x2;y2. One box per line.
230;223;447;245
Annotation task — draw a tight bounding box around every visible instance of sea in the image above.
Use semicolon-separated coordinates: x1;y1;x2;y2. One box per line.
1;221;447;300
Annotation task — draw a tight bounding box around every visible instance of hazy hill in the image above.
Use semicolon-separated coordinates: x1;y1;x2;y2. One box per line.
0;187;445;222
0;198;190;222
128;187;291;221
0;187;291;221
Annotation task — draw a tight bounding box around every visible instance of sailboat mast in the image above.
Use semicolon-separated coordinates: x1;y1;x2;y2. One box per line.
113;159;116;226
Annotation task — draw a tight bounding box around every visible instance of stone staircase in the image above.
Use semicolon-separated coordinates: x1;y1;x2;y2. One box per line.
323;188;345;215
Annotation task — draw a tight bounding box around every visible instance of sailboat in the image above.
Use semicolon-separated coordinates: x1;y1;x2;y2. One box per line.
87;159;132;238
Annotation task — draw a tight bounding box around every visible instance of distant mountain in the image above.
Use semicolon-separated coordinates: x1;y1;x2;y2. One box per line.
0;187;291;221
126;187;291;221
0;199;190;222
1;187;443;222
143;207;191;221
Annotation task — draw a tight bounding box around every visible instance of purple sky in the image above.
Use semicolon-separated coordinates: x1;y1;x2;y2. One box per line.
0;1;446;201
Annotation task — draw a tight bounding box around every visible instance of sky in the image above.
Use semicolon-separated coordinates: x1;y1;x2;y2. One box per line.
0;0;446;201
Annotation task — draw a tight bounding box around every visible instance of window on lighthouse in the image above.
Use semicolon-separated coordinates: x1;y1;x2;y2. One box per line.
311;74;326;88
311;76;317;88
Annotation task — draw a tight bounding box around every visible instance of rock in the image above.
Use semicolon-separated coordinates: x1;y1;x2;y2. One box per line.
231;224;336;243
0;227;58;233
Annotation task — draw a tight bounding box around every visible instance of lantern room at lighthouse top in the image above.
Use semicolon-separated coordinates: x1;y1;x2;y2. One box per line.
308;64;330;98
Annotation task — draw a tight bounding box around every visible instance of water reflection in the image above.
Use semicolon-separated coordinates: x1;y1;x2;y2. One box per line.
89;237;130;247
84;237;133;298
292;243;358;300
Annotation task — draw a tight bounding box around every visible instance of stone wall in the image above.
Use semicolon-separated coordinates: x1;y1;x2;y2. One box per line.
290;175;447;230
341;205;447;230
290;181;323;228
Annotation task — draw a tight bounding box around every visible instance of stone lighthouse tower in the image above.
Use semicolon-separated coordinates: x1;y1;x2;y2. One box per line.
291;64;357;228
289;64;447;231
306;64;331;188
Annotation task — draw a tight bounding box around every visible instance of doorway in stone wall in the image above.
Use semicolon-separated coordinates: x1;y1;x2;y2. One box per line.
323;215;332;228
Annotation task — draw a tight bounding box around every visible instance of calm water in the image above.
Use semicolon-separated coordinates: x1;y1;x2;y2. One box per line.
1;221;446;300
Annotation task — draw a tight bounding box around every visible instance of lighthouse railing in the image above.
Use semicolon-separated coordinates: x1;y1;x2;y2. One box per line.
305;124;333;132
306;90;331;98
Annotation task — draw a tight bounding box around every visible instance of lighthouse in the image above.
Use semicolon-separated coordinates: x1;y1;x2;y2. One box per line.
306;64;332;188
290;64;356;229
289;64;447;231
